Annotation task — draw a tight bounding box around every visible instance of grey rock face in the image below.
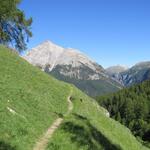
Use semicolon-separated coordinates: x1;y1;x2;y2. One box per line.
120;61;150;86
24;40;107;80
24;41;65;71
106;65;128;85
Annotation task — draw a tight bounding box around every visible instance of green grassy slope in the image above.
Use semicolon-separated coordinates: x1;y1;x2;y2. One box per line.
0;46;70;150
46;87;149;150
0;45;148;150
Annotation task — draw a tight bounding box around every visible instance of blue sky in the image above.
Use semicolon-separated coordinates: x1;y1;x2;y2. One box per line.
20;0;150;68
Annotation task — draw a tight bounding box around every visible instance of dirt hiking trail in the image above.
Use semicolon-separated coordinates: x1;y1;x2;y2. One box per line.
33;89;73;150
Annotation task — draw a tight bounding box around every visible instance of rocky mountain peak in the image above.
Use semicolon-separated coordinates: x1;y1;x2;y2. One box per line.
24;40;65;71
24;40;106;80
23;40;122;96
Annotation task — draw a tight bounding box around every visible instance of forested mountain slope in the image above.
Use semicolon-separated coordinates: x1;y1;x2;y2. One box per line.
96;80;150;148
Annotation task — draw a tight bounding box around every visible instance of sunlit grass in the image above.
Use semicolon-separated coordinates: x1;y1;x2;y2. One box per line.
0;46;149;150
0;46;70;150
46;87;149;150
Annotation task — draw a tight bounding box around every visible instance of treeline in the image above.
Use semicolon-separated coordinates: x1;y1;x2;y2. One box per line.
96;80;150;147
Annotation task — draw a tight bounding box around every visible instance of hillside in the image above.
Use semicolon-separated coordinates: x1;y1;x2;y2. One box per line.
0;45;148;150
96;80;150;148
24;41;122;97
46;87;149;150
0;46;70;150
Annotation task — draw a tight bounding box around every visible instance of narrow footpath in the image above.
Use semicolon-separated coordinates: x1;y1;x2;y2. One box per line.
33;89;73;150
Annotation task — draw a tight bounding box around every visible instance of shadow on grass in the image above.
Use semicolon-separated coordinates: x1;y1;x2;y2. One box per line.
61;114;122;150
73;113;88;120
0;141;16;150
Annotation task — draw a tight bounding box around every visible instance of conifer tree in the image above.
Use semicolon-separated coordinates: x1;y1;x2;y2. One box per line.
0;0;32;51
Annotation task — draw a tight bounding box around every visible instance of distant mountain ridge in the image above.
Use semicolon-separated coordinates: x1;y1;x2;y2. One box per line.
106;65;128;75
107;62;150;86
24;40;121;97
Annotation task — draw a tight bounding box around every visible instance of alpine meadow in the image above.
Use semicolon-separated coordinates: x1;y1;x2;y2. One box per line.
0;0;150;150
